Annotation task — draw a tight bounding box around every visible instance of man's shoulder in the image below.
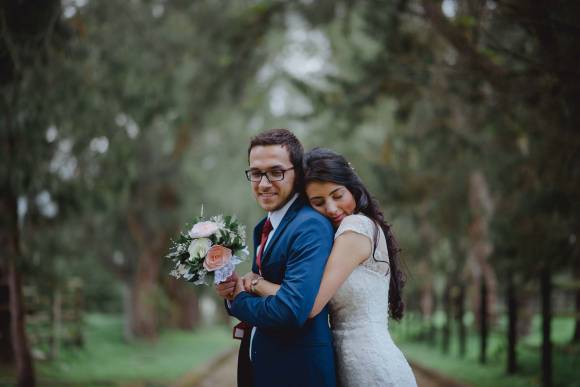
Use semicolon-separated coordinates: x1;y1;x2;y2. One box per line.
292;204;333;230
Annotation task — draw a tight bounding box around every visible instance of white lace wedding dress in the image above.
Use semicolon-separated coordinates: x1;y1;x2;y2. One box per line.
330;214;417;387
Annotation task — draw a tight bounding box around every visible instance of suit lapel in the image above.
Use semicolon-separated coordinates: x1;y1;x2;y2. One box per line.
261;197;305;267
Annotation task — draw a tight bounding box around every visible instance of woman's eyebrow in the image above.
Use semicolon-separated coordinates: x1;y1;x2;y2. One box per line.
310;187;342;200
329;187;342;195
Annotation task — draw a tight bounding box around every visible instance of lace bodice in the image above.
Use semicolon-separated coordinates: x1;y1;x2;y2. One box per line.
331;214;390;329
329;214;417;387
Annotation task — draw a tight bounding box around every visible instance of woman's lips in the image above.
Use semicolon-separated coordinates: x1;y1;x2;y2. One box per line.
331;214;345;223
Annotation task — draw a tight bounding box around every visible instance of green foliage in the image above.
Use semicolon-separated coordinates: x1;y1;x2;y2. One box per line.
3;0;579;383
275;1;580;327
3;0;284;337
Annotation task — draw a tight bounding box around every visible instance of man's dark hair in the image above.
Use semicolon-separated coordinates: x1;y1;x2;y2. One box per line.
248;128;304;192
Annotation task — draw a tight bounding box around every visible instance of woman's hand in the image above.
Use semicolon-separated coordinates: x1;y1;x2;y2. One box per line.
242;272;261;293
238;271;281;297
252;277;280;297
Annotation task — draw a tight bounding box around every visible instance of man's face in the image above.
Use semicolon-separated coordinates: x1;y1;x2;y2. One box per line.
248;145;296;212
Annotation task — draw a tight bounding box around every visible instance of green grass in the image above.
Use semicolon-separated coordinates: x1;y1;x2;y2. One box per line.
391;315;580;387
400;340;535;387
35;314;236;386
4;312;579;386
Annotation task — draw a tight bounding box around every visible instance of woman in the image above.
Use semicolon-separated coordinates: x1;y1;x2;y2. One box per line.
243;148;417;386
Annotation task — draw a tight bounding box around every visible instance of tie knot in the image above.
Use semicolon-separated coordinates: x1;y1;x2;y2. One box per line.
262;218;273;236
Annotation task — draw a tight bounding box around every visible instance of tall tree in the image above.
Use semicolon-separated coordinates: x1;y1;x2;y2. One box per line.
277;1;579;383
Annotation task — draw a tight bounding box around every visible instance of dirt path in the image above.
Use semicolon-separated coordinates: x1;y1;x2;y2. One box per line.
411;361;472;387
176;349;472;387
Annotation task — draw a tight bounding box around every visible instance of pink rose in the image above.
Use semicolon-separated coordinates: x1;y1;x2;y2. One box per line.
189;221;219;238
203;245;232;271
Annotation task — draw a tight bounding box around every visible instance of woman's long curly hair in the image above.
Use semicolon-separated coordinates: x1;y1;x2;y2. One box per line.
303;148;406;320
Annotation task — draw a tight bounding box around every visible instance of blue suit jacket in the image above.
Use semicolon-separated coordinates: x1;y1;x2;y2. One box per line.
230;197;337;387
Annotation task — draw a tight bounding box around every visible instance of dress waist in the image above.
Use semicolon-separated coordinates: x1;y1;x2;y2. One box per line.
331;317;389;331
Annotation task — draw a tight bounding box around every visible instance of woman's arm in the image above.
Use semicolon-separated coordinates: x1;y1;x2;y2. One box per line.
308;231;371;318
241;231;371;316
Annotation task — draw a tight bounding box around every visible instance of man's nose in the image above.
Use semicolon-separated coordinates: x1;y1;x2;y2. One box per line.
258;175;272;189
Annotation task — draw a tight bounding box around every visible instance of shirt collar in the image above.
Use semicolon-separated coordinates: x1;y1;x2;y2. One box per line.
268;194;298;230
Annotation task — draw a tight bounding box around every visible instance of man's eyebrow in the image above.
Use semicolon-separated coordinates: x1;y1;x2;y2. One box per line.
249;165;286;171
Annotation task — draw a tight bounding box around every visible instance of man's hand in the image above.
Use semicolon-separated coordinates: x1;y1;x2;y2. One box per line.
215;272;239;301
242;272;261;293
232;275;245;299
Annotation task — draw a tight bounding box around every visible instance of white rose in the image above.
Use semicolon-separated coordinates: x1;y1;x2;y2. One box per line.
189;221;219;238
177;264;189;276
188;238;212;259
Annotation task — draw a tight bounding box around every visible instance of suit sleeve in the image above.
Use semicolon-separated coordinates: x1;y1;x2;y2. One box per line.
230;216;333;328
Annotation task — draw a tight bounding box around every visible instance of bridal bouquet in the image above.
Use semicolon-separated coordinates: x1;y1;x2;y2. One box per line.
167;214;248;285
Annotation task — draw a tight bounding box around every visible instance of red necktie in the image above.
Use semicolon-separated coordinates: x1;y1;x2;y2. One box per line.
256;218;273;275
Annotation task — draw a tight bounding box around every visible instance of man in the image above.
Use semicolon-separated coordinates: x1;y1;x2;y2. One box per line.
216;129;336;387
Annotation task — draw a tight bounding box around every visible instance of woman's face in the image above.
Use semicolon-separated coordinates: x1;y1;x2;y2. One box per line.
306;181;356;227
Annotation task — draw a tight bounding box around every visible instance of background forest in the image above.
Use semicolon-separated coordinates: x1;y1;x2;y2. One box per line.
1;1;579;386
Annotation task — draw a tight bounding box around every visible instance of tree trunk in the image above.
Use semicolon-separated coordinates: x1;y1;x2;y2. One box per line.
442;284;451;354
506;270;518;374
176;293;199;330
126;211;169;340
428;295;438;347
8;260;35;387
541;269;552;387
457;284;466;357
50;290;62;359
1;185;35;386
121;282;133;341
70;284;84;348
479;279;488;364
573;260;580;343
465;171;498;328
130;250;161;339
164;278;200;330
0;267;13;363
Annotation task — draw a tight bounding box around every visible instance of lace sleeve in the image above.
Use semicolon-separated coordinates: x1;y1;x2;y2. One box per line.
334;214;375;242
335;214;390;274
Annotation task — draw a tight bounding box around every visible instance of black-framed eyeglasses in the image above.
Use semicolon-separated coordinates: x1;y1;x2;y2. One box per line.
244;167;294;183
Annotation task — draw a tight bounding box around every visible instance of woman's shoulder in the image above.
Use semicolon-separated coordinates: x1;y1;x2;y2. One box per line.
342;213;374;227
345;213;371;220
335;213;375;239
